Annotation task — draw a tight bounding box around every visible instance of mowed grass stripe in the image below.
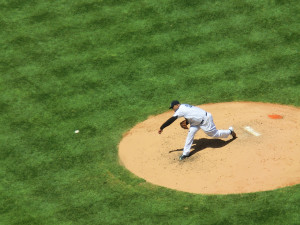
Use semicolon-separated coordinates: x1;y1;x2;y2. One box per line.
1;0;297;76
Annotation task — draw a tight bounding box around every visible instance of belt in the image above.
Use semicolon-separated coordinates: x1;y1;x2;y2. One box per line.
200;112;207;125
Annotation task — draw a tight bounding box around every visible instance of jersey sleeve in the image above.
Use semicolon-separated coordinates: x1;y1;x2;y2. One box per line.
173;106;184;118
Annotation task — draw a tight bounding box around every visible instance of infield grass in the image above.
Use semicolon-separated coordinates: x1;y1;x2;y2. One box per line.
1;0;300;224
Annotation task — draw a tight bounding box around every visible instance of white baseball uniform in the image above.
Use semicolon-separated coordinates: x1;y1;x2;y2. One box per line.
174;104;231;156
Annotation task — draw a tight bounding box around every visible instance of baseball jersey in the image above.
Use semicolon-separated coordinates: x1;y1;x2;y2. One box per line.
173;104;207;125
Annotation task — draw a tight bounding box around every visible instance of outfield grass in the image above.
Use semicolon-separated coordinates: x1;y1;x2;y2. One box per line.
1;0;300;224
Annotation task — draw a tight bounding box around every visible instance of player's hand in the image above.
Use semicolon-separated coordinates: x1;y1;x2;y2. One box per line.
158;129;163;134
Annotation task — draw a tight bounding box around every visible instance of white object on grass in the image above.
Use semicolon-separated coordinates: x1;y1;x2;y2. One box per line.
74;130;80;134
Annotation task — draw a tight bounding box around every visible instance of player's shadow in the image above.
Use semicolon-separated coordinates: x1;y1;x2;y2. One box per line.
169;138;236;157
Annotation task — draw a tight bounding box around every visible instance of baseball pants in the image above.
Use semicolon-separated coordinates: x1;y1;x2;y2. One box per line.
182;112;231;156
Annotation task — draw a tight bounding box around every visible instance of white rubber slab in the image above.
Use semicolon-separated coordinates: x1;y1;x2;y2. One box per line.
244;126;261;136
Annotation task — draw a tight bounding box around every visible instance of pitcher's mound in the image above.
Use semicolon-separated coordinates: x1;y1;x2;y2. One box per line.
119;102;300;194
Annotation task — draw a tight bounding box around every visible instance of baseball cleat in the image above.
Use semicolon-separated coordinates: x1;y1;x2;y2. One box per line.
179;154;189;161
229;127;237;139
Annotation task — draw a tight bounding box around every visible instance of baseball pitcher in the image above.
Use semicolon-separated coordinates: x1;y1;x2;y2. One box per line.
158;100;237;160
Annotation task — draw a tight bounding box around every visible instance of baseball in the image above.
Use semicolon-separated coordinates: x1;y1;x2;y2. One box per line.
74;130;80;133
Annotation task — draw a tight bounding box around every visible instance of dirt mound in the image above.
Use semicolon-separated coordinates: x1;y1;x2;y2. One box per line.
119;102;300;194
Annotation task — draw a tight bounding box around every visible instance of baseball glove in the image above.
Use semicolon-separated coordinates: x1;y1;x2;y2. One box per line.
180;119;189;129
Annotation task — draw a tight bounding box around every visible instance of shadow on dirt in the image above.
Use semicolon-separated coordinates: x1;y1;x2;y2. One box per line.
169;137;236;157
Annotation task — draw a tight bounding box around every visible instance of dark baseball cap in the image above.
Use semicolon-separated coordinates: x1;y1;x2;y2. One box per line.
169;100;180;109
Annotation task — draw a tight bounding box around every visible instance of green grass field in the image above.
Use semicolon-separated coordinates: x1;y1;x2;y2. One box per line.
1;0;300;224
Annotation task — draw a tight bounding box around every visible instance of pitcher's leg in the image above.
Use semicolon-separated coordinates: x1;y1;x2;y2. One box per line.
183;126;199;156
202;113;231;138
205;129;231;138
